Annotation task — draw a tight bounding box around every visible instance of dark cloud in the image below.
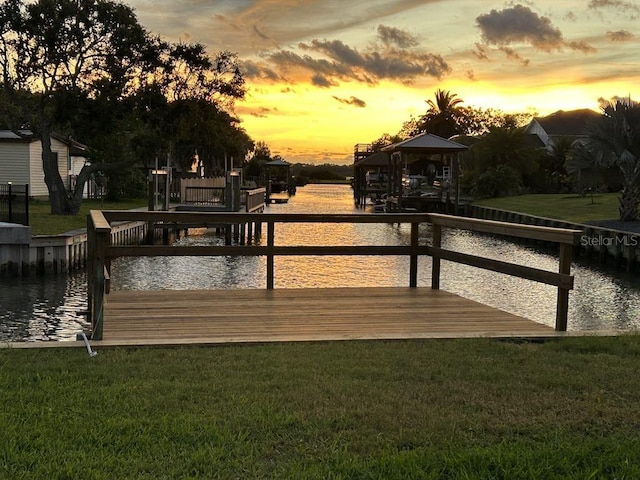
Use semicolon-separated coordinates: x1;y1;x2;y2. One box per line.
303;40;365;67
332;96;367;108
299;39;450;82
472;43;490;60
238;16;449;88
498;46;530;66
241;60;283;81
268;49;352;77
476;5;564;52
376;25;419;48
311;74;338;88
251;107;274;118
588;0;640;19
565;40;597;53
476;5;596;55
606;30;635;42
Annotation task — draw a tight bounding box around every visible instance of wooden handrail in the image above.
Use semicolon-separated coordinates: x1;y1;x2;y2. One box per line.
427;213;582;245
245;188;266;212
87;210;112;340
87;211;582;336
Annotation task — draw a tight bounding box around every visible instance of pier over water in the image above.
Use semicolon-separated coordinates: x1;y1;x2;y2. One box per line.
87;205;580;344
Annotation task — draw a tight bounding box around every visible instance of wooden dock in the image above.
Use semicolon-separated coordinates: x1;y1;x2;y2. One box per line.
84;210;582;344
98;287;561;346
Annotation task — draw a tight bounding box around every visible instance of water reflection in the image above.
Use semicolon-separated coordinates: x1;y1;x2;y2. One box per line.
2;184;640;341
0;272;89;341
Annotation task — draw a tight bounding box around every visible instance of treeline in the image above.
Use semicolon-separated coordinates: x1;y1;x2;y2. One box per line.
291;164;353;184
0;0;252;214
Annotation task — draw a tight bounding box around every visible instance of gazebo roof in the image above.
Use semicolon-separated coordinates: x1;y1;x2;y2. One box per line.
353;151;390;167
265;159;290;167
382;132;469;154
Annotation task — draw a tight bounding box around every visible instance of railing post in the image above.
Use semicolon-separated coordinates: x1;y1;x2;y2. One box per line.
24;184;29;226
431;223;441;290
87;211;111;340
7;182;12;223
267;221;275;289
410;221;418;287
556;243;573;331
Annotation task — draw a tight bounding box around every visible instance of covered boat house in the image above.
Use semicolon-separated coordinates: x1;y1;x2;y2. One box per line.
353;132;469;212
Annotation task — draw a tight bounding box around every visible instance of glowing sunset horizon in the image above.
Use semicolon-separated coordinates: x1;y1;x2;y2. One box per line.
128;0;639;164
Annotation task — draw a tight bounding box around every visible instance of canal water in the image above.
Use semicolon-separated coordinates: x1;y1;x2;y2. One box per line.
2;184;640;342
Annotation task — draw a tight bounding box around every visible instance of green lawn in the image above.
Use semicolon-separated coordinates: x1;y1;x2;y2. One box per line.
2;337;640;479
474;193;620;224
28;198;147;236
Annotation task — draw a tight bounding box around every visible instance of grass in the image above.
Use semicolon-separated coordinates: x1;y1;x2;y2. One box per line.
2;337;640;478
473;193;620;224
28;198;147;236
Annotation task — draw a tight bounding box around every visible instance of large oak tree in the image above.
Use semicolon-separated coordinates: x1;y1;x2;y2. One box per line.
0;0;162;214
0;0;249;214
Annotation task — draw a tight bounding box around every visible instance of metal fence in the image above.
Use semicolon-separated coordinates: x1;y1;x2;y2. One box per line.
0;183;29;226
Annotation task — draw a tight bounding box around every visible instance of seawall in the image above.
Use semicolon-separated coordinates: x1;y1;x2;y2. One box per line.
0;220;148;276
463;205;640;271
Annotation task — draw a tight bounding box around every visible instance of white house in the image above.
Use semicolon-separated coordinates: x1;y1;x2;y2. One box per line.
0;130;89;198
524;109;600;151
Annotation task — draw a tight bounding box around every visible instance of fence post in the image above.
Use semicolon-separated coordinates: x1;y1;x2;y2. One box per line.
555;243;573;331
7;182;12;223
431;223;441;290
24;184;29;226
410;221;418;287
267;221;275;289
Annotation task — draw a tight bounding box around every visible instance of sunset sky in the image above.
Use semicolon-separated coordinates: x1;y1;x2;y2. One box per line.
127;0;639;165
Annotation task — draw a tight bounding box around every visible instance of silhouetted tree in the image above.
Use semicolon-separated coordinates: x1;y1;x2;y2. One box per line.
0;0;249;212
0;0;162;213
417;89;464;138
584;97;640;221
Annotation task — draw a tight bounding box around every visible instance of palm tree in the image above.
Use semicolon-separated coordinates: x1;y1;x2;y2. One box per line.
418;89;464;138
584;97;640;221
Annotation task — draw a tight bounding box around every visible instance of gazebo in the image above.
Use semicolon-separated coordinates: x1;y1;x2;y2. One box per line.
352;150;390;207
381;132;468;211
265;159;294;200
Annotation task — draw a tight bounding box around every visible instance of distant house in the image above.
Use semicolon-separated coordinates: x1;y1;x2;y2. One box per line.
0;130;89;198
524;109;600;151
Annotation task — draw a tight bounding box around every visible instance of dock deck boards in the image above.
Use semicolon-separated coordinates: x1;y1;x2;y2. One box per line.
99;287;561;346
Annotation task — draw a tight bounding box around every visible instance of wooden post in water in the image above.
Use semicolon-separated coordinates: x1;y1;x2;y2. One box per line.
410;222;419;287
255;221;262;243
267;222;275;289
431;223;442;290
556;243;573;331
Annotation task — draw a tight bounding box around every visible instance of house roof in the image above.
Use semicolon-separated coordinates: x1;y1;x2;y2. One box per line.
382;132;469;154
523;134;546;149
533;109;600;136
0;130;34;140
0;130;88;156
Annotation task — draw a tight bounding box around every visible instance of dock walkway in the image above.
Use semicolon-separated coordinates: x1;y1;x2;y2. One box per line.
99;287;561;346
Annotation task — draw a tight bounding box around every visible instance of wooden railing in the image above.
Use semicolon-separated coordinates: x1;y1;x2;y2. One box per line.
87;211;582;339
244;188;266;212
